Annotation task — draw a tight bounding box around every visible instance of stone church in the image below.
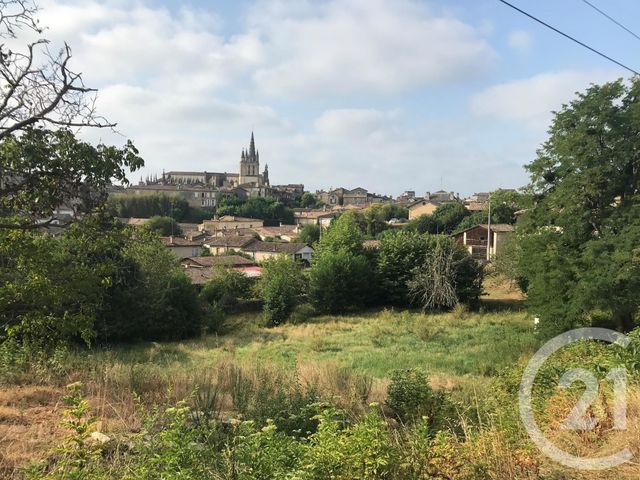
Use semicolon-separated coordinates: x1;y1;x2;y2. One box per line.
162;132;271;198
120;132;302;208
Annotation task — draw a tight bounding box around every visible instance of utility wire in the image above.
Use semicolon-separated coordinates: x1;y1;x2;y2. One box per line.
497;0;639;75
580;0;640;43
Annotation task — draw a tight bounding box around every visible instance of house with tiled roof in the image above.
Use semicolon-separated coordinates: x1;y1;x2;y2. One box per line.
452;224;514;260
239;240;314;263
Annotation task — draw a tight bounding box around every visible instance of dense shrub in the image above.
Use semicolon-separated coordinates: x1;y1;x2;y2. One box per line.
386;369;454;432
259;257;306;326
145;215;182;236
377;230;429;305
200;268;255;308
309;249;373;314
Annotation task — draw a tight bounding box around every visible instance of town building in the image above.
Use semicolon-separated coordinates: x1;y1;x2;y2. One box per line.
407;190;461;219
316;187;392;207
452;224;514;260
161;235;205;258
240;240;314;263
110;132;303;209
200;215;264;231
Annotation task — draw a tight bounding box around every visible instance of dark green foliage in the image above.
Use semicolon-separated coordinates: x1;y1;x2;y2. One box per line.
309;249;373;314
431;202;469;233
386;369;453;431
405;214;439;234
259;257;306;326
149;272;203;341
377;230;429;305
298;192;323;208
108;194;211;223
487;189;530;225
1;216;204;347
454;211;487;233
519;78;640;335
298;224;321;245
145;215;182;236
0;128;142;228
315;212;365;256
200;268;255;309
217;196;294;225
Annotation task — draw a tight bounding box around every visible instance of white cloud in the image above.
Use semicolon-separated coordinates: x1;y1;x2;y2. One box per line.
507;30;532;52
314;109;399;139
250;0;496;96
17;0;530;196
470;70;623;130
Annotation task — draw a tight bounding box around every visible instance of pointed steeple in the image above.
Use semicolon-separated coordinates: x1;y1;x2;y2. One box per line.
241;149;246;161
249;131;256;158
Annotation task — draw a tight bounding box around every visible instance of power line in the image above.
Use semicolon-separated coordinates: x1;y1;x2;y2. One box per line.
497;0;639;75
580;0;640;43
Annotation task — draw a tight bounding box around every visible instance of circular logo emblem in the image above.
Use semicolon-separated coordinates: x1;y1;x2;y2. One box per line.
519;327;633;470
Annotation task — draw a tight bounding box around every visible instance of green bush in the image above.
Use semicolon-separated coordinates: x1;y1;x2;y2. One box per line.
288;303;316;325
259;257;306;326
309;249;373;314
386;369;453;431
200;268;254;308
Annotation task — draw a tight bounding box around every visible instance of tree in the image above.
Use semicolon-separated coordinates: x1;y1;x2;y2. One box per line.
299;192;323;208
216;196;295;225
315;212;364;256
309;248;373;314
377;230;429;305
408;236;482;311
107;194;210;223
0;0;113;139
431;202;469;234
145;216;182;236
519;78;640;334
200;268;254;309
0;128;142;229
259;256;306;326
298;224;320;245
485;189;529;225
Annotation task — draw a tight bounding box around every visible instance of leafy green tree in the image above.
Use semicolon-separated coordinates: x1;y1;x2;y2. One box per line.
309;249;373;314
519;78;640;334
217;196;295;225
405;214;438;235
299;192;323;208
200;268;254;309
377;230;429;305
259;256;306;326
108;194;210;222
0;128;142;229
485;189;530;225
431;202;469;234
315;212;364;256
0;227;102;346
145;216;182;236
298;224;321;245
453;211;487;233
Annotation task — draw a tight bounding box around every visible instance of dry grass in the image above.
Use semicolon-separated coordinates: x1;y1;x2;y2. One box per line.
0;386;65;478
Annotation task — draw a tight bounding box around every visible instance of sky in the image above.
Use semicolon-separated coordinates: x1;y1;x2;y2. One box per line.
31;0;639;197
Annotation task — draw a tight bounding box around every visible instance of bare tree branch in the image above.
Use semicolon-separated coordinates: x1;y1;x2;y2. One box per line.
0;0;115;140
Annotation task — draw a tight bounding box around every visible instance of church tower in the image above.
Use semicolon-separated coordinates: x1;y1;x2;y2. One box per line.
239;132;261;186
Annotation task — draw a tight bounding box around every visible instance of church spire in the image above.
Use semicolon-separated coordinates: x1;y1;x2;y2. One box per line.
249;131;256;158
